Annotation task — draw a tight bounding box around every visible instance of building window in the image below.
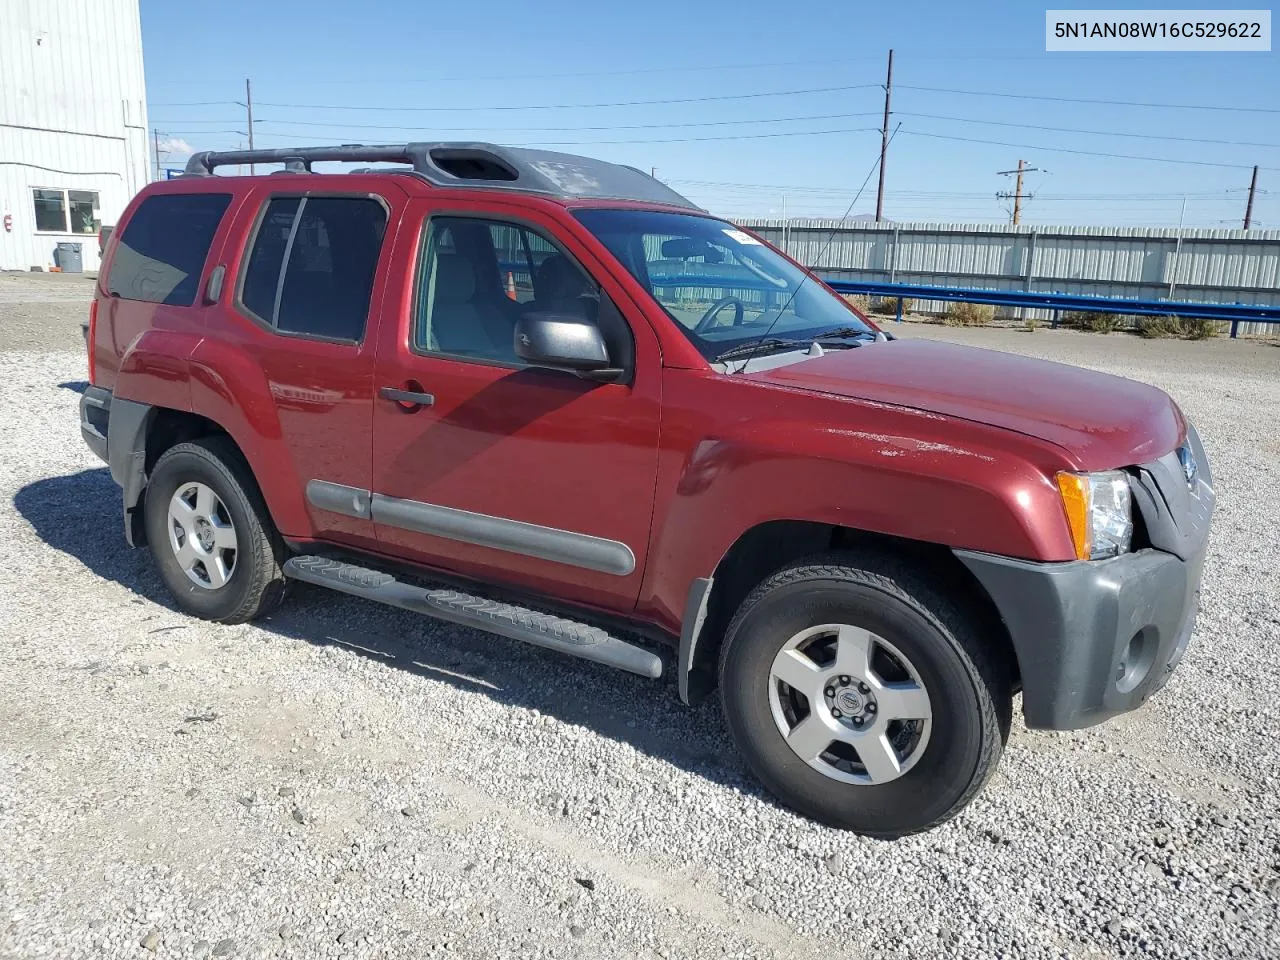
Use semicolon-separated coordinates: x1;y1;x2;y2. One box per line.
32;188;100;234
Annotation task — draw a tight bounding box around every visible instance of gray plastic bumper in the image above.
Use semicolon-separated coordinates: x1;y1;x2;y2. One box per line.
79;385;111;463
957;544;1205;729
959;431;1214;730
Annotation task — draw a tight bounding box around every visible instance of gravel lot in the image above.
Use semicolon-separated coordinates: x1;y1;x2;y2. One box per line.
2;272;1279;959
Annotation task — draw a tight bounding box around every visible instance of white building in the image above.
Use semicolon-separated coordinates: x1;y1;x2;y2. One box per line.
0;0;149;273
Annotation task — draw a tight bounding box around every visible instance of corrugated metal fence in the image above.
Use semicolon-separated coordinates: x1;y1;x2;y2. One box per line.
736;220;1280;336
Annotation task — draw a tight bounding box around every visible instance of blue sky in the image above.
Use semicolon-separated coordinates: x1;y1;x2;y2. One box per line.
141;0;1277;227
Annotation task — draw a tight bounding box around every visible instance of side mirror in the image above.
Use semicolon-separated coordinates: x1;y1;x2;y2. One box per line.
514;313;622;382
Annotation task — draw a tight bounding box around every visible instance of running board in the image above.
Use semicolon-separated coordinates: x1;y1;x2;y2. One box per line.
283;555;663;679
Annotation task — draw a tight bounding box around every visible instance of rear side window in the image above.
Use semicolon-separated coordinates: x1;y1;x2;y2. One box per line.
106;193;232;305
239;195;387;342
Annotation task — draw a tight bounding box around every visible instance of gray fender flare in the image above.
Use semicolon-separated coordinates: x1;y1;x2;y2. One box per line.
676;576;715;706
106;397;154;546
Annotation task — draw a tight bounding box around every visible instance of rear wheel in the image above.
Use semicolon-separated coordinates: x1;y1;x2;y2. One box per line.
719;551;1010;837
144;438;286;624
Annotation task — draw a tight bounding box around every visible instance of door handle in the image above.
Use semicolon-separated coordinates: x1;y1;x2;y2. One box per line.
380;386;435;408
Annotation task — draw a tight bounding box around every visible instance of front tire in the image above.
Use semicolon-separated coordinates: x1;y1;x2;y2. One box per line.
143;437;286;624
719;551;1010;837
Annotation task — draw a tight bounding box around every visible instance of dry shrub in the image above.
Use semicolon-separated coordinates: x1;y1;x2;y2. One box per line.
874;296;914;315
944;301;995;326
1138;315;1222;339
1179;317;1221;340
844;294;874;314
1063;311;1123;334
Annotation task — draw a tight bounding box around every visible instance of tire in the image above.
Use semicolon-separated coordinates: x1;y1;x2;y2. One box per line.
718;550;1011;837
143;437;287;624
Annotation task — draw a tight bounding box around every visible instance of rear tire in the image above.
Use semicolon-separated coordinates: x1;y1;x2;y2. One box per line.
143;437;287;624
719;550;1010;837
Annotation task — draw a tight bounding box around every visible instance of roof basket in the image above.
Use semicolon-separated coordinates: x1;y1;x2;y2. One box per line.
182;142;702;210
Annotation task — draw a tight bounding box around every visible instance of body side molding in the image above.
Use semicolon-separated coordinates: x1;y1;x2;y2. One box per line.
307;480;637;576
306;479;372;520
372;494;636;576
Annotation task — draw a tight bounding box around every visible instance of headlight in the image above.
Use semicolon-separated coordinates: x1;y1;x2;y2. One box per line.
1056;470;1133;560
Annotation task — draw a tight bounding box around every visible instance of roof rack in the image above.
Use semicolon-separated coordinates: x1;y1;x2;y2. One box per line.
182;141;701;210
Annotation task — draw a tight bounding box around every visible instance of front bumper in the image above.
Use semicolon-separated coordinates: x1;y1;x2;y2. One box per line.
957;544;1205;729
958;431;1215;730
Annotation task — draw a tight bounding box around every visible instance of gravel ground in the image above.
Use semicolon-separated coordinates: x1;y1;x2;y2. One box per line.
2;273;1279;959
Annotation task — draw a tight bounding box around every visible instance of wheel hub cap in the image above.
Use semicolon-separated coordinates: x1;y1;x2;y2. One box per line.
767;624;933;786
167;482;238;591
830;684;871;720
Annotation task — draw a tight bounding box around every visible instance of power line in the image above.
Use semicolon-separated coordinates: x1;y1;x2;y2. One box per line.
238;111;881;133
246;127;881;148
150;56;886;87
900;129;1271;170
246;83;880;113
898;111;1280;150
149;100;239;108
668;176;1239;199
898;84;1280;114
143;51;1177;88
154;108;1280;154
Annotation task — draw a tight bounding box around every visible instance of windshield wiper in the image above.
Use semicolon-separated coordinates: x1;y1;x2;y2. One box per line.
712;338;808;363
807;327;878;341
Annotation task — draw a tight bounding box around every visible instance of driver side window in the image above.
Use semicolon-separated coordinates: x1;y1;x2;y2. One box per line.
413;216;617;366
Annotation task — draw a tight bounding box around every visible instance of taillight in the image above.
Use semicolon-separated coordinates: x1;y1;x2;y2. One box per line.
87;299;98;384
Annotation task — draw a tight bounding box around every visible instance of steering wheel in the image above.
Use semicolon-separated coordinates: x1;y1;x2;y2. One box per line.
694;296;745;334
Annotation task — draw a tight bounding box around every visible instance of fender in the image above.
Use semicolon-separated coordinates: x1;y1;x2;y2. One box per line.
108;329;204;543
187;338;309;536
639;369;1082;654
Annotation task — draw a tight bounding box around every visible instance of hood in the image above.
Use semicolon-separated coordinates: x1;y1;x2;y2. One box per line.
749;339;1184;470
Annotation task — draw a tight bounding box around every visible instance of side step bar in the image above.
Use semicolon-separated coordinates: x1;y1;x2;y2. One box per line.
283;555;663;679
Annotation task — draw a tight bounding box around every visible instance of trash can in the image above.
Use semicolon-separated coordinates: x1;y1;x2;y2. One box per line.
55;241;83;273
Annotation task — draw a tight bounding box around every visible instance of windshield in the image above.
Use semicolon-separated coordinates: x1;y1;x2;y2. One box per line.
574;208;874;361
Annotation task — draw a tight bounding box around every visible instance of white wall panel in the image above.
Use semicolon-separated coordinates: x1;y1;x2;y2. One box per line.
0;0;147;271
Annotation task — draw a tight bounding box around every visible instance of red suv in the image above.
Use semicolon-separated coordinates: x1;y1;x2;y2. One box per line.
79;143;1214;836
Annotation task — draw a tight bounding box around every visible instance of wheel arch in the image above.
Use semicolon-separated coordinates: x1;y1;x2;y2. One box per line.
114;404;241;546
678;520;1017;706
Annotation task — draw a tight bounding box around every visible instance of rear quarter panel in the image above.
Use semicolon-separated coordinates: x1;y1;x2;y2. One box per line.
93;180;250;392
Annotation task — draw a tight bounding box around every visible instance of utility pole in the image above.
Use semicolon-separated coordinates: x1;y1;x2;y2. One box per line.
245;78;256;174
1243;164;1259;230
1169;197;1187;298
650;166;656;178
153;128;161;181
997;159;1039;225
874;48;893;222
781;193;789;254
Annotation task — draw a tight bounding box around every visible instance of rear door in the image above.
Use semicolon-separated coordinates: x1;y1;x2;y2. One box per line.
207;180;405;548
370;197;663;613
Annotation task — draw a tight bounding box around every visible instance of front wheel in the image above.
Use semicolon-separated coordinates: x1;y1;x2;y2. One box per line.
143;437;287;624
719;552;1011;837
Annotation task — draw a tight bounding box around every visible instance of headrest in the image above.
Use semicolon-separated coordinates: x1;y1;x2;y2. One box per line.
434;253;476;303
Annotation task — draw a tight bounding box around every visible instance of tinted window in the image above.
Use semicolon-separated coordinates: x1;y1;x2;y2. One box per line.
415;217;599;364
240;196;386;342
413;216;632;373
106;193;232;305
241;197;300;323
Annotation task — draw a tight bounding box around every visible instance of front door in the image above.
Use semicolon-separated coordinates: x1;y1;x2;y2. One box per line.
370;200;662;612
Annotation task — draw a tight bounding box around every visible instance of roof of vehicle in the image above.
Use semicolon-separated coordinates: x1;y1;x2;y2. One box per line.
181;142;702;211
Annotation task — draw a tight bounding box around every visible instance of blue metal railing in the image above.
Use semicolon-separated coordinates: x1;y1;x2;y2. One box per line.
822;279;1279;339
506;263;1278;339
